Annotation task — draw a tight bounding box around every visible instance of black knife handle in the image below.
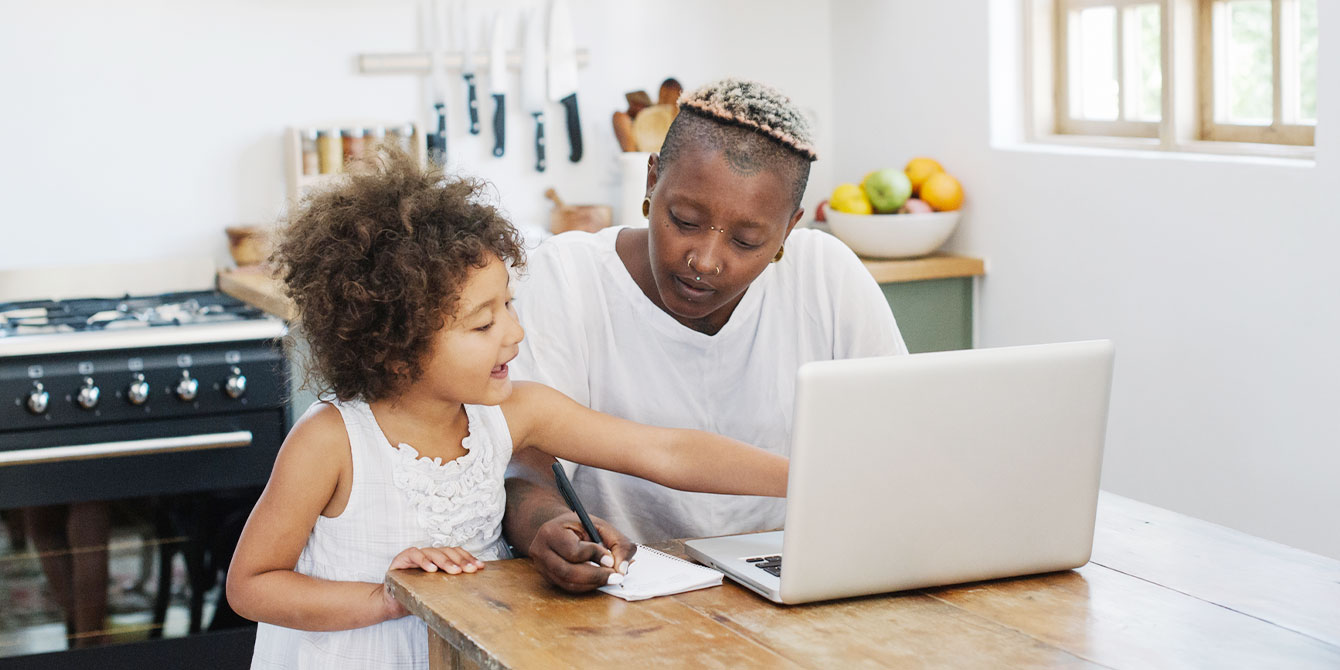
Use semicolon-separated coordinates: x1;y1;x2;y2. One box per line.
532;112;546;172
492;94;505;157
560;93;583;163
464;73;480;135
429;102;448;166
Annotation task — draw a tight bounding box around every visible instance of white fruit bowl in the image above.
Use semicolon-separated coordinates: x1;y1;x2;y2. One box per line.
825;209;961;259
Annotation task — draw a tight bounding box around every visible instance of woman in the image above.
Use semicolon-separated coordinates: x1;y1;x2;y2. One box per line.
503;78;907;591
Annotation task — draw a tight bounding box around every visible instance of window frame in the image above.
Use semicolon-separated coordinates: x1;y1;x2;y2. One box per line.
1025;0;1316;158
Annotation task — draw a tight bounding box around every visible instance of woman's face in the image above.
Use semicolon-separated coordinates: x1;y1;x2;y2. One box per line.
644;145;805;333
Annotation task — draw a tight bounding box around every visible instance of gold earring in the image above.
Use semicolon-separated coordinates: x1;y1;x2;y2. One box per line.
772;245;785;263
642;197;651;217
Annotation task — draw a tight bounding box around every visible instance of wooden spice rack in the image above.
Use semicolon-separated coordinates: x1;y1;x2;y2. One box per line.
284;122;429;204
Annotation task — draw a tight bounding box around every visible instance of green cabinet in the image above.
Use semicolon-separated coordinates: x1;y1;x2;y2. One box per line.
881;276;974;353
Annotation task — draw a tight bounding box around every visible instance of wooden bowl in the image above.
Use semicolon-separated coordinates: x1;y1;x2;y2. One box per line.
550;205;613;235
225;226;271;267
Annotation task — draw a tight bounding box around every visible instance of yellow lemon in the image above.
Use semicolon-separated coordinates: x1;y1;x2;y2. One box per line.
919;172;964;211
830;183;872;215
904;157;944;195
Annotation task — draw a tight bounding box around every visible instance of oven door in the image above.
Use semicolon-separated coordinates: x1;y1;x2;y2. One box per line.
0;410;285;663
0;411;285;509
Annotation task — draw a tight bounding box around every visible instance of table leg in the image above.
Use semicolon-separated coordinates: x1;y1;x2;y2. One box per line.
429;632;482;670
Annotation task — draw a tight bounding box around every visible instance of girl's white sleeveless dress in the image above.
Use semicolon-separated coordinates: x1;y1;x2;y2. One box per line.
250;399;513;670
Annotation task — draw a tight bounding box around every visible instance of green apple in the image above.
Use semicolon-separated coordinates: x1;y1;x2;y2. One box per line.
861;169;913;213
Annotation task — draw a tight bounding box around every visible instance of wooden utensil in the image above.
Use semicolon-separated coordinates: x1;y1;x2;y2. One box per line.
612;112;637;152
625;90;652;118
545;188;613;234
632;104;678;153
658;78;683;106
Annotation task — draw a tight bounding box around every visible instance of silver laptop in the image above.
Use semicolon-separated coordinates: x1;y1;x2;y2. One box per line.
684;340;1115;604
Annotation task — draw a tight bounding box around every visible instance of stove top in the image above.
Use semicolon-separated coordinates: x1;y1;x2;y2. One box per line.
0;290;286;356
0;291;266;336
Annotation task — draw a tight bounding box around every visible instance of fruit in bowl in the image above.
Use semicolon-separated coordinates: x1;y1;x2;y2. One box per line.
825;209;961;259
823;157;965;258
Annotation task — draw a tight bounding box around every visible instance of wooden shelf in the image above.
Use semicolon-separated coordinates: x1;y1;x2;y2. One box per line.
860;253;985;284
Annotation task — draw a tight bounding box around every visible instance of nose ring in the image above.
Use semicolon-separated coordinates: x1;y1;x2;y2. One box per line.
687;256;721;280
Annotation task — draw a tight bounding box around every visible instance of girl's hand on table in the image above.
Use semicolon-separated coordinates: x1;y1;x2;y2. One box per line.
382;546;487;620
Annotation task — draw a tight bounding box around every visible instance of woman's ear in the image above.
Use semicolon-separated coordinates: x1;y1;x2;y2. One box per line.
784;206;805;239
645;153;660;197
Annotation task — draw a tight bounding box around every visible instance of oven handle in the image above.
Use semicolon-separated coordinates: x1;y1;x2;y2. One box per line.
0;431;254;466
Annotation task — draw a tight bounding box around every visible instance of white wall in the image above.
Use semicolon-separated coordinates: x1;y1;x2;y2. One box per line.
830;0;1340;559
0;0;833;271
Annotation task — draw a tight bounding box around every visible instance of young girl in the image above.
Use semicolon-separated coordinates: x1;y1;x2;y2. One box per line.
226;150;788;670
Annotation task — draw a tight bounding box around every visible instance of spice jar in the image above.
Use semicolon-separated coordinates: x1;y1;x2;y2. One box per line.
317;129;342;174
341;128;365;166
364;126;385;155
300;128;319;176
387;123;416;154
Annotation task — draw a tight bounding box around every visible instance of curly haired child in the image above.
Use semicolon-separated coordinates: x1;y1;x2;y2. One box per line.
226;149;788;670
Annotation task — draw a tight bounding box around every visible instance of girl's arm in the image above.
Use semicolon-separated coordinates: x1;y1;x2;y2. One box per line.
227;405;476;631
226;405;394;631
501;382;787;497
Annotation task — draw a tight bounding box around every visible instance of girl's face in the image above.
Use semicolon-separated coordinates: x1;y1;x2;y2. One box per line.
418;254;524;406
644;145;804;333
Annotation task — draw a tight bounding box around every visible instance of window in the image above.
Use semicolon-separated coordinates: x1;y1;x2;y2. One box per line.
1032;0;1317;153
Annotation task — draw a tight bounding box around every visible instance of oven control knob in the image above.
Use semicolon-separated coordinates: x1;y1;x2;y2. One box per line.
224;367;247;399
26;382;50;415
176;370;199;402
76;377;101;410
127;373;150;406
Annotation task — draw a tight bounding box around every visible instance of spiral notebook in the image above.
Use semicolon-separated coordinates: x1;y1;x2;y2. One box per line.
598;545;724;601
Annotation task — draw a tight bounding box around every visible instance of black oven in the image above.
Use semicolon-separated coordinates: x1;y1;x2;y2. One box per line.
0;291;288;667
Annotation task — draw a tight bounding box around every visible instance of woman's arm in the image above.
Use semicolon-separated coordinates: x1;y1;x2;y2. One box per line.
226;405;402;631
503;382;788;498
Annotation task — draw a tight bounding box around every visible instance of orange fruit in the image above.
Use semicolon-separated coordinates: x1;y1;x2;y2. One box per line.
904;157;944;194
920;172;964;211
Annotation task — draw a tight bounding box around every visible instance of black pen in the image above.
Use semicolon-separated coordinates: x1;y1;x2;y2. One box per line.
552;462;605;550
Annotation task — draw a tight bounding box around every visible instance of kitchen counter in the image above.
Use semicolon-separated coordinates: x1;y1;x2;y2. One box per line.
216;253;984;323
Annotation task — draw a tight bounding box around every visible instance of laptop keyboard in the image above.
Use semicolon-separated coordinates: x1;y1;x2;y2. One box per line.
746;555;782;577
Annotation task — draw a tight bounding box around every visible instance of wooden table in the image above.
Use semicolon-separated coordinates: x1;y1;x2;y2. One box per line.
387;492;1340;669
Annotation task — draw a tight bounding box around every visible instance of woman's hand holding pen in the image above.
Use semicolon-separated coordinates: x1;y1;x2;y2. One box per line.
529;512;638;592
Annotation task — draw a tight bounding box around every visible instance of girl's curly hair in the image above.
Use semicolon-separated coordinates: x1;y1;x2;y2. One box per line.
270;147;525;403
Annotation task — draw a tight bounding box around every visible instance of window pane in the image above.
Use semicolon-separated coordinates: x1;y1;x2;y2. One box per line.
1218;0;1273;125
1123;3;1162;121
1071;6;1118;120
1298;0;1317;124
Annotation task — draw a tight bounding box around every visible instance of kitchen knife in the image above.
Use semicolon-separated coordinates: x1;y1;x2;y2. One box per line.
521;8;547;172
427;0;449;165
457;1;480;135
488;12;507;157
547;0;582;163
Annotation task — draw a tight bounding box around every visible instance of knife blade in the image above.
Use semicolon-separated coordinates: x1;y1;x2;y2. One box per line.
426;0;449;166
547;0;582;163
488;12;507;157
521;8;547;172
457;1;480;135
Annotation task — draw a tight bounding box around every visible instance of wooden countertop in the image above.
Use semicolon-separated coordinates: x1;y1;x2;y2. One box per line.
388;492;1340;669
217;266;295;321
217;254;983;321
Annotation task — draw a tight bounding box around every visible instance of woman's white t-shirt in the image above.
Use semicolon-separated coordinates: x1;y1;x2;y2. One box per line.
511;226;908;543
